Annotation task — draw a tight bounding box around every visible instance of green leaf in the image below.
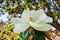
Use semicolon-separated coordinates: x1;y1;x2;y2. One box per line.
19;29;45;40
32;31;45;40
20;31;30;40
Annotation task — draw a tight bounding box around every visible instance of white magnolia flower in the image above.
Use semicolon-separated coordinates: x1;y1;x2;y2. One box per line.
11;9;53;33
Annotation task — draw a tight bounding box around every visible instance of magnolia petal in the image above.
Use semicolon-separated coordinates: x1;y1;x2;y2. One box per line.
35;16;53;24
11;18;21;24
42;17;53;23
30;9;47;22
11;18;30;33
35;10;53;23
35;12;47;23
37;9;45;14
22;9;30;21
29;22;52;31
29;22;42;28
30;10;40;22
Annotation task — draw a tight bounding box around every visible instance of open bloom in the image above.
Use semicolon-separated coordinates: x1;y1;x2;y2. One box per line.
11;9;53;33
